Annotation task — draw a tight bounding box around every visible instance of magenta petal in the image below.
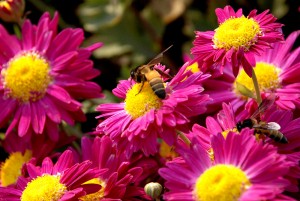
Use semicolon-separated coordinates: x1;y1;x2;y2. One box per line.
223;5;236;17
41;157;54;174
47;84;72;103
48;12;59;34
30;102;40;133
85;42;103;52
0;187;22;200
53;150;74;174
18;104;31;137
36;30;53;53
31;102;46;133
55;108;75;125
40;97;61;123
51;51;78;72
215;8;227;24
59;188;85;201
49;29;84;60
63;162;101;188
81;137;94;162
218;103;236;129
21;20;35;50
241;59;253;77
276;31;300;63
0;98;17;127
0;26;21;56
6;107;22;136
206;116;223;134
26;163;42;178
80;184;102;194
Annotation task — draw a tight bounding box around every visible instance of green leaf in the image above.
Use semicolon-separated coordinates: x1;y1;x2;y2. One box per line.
77;0;127;32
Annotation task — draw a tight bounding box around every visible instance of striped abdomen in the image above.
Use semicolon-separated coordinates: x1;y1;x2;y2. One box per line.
254;129;288;143
146;70;166;99
149;77;165;99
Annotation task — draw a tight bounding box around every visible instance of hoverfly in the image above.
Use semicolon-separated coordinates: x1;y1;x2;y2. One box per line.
236;94;288;143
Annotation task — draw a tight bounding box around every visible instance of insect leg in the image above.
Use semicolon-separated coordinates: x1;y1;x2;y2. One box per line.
136;76;146;96
154;68;173;79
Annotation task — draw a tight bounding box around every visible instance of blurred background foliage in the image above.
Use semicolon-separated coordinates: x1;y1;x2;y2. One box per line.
3;0;299;133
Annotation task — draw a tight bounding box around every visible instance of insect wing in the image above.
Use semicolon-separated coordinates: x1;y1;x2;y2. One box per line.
253;122;281;130
147;45;173;66
265;122;281;130
250;94;277;119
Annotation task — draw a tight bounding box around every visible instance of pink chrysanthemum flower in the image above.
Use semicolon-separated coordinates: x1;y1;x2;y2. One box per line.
191;30;300;114
80;136;149;200
203;102;300;193
0;131;75;187
159;131;291;201
0;150;106;201
0;12;103;141
191;5;283;77
96;63;211;156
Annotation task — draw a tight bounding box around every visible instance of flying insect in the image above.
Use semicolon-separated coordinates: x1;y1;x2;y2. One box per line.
130;46;173;99
236;95;288;143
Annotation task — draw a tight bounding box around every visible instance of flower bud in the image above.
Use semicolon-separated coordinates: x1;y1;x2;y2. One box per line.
0;0;25;23
144;182;163;199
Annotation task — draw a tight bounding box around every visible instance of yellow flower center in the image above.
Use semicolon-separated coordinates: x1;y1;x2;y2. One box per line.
1;52;52;103
221;128;239;139
79;178;106;201
185;62;199;73
159;141;178;159
194;164;251;201
21;174;67;201
0;150;32;187
124;82;162;119
234;62;281;96
213;16;261;51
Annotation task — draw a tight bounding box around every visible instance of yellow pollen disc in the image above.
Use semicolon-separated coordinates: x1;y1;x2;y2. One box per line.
0;150;32;187
234;62;281;96
159;141;178;159
21;174;67;201
194;164;251;201
2;52;52;102
79;178;106;201
125;82;162;119
213;16;261;51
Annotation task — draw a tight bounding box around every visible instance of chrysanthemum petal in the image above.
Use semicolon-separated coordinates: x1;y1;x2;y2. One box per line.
0;26;20;59
0;98;17;127
53;150;74;174
18;104;31;137
39;97;61;123
26;163;42;178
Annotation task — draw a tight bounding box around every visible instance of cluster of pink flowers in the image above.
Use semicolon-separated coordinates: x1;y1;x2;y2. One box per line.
0;3;299;201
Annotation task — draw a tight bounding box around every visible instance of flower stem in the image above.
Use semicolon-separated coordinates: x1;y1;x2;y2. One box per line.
176;130;191;146
251;68;262;104
13;24;21;39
